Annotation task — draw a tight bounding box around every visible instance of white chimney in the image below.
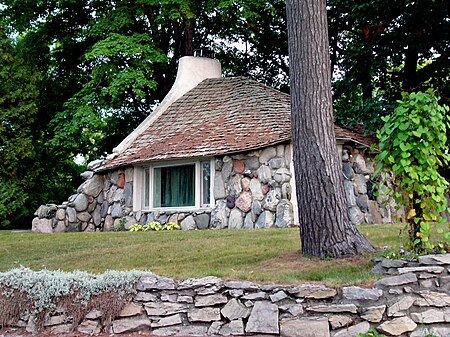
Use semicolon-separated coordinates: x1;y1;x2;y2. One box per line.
113;56;222;154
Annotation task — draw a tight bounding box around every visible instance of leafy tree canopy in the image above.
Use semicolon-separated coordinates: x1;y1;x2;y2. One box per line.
0;0;448;228
0;25;40;227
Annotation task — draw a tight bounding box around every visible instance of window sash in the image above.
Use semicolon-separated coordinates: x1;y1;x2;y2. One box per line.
201;161;211;207
153;164;195;208
141;159;213;211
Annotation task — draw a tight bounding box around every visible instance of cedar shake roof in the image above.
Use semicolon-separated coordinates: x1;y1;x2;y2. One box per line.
101;77;375;171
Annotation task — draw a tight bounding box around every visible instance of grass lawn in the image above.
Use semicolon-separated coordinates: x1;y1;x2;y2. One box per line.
0;223;429;286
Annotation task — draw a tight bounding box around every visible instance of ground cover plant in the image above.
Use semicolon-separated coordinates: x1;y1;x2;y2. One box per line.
1;223;446;287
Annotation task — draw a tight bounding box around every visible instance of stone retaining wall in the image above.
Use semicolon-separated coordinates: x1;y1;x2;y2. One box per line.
32;143;394;233
7;254;450;337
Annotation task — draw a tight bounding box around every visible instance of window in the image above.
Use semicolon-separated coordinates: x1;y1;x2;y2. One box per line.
201;161;211;207
154;164;195;207
136;159;213;211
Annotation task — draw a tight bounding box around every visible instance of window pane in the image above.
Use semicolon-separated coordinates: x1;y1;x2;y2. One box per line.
201;161;211;206
144;168;150;209
153;164;195;207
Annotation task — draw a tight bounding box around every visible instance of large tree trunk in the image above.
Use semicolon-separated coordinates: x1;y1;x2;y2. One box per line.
286;0;374;258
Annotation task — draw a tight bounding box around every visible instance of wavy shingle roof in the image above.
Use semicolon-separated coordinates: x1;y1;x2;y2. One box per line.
102;77;375;171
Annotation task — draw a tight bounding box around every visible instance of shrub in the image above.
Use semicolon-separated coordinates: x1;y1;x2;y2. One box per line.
0;268;145;331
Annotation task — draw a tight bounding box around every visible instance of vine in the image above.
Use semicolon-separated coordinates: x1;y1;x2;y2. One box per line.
374;89;450;252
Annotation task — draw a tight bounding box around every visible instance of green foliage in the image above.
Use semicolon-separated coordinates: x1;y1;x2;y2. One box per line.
163;221;181;230
128;221;180;232
357;328;386;337
329;0;450;132
110;218;127;232
375;89;450;252
1;0;448;230
0;26;40;228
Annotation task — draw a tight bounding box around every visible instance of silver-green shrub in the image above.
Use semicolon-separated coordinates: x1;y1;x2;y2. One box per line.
0;268;147;329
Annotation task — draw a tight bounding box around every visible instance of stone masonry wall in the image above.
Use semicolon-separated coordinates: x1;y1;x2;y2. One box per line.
209;143;294;230
342;146;398;226
32;160;135;233
7;254;450;337
32;142;392;233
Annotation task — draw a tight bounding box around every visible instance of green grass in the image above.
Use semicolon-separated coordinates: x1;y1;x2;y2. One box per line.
0;223;440;286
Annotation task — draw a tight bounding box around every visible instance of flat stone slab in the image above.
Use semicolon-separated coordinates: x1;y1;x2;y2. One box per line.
118;303;143;317
378;316;417;336
333;321;370;337
380;258;407;268
270;290;288;302
224;280;260;291
245;301;279;334
280;318;329;337
151;314;183;328
279;304;304;316
221;298;251;320
307;304;358;314
134;292;158;302
361;305;386;323
342;286;383;300
177;276;223;290
152;324;208;336
241;291;268;300
387;296;416;317
219;319;245;335
188;307;221;322
415;291;450;307
144;302;188;316
375;273;417;288
410;308;449;323
398;266;445;274
136;275;176;291
77;319;100;335
328;315;354;330
112;317;151;334
194;294;228;307
418;254;450;265
289;284;337;299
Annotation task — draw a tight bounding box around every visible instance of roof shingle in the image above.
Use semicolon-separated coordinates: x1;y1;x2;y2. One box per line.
102;77;375;171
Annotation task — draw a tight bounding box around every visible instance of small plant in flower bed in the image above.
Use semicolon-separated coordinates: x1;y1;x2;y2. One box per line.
128;221;180;232
379;245;418;260
379;242;449;260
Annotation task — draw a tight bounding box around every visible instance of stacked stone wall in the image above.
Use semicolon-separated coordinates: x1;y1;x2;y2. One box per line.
32;143;393;233
209;143;294;230
342;146;398;225
32;160;134;233
4;254;450;337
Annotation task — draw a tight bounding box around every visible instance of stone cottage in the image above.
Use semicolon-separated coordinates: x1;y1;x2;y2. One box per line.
32;56;393;233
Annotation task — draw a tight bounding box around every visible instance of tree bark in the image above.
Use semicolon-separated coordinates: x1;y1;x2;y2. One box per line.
286;0;374;257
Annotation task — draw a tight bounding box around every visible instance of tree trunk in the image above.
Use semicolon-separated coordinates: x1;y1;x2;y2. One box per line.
286;0;374;258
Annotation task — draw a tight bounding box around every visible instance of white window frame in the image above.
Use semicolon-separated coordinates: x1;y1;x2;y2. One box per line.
134;158;214;212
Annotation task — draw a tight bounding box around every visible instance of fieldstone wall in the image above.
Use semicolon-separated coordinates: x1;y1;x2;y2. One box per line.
32;160;135;233
7;254;450;337
32;142;392;233
210;143;294;230
342;146;399;226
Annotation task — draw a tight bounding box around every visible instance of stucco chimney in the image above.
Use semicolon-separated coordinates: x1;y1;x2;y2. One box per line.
112;56;222;154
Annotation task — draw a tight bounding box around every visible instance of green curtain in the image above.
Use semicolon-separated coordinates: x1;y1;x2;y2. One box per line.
154;165;195;207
